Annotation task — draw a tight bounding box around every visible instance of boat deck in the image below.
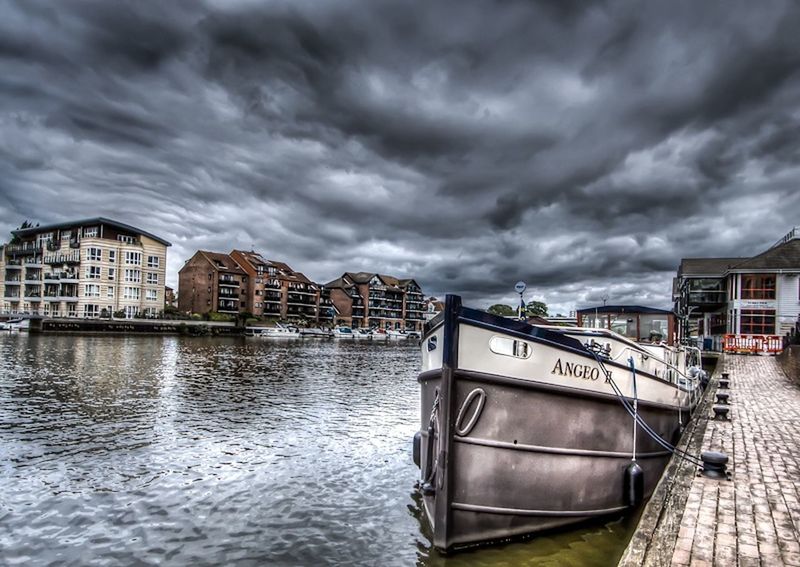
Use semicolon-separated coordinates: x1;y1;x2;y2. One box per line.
621;354;800;566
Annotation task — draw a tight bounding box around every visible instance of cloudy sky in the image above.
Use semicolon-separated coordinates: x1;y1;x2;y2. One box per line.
1;0;800;315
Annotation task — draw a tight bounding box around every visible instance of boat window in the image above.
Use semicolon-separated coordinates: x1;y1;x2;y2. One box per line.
489;337;531;359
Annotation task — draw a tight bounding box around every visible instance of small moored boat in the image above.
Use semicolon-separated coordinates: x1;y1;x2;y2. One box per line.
244;323;300;339
300;327;333;338
332;326;355;339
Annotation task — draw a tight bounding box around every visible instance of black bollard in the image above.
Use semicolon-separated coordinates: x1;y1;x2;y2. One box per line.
712;404;730;420
719;378;730;389
721;372;730;380
700;451;729;479
715;390;730;404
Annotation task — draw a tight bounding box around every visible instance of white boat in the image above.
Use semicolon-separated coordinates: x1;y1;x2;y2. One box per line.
300;327;333;338
4;318;30;331
385;329;408;340
370;329;389;342
244;323;300;339
353;329;373;340
413;295;703;552
332;326;355;339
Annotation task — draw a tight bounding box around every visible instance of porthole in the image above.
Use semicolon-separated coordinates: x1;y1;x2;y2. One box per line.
489;336;532;359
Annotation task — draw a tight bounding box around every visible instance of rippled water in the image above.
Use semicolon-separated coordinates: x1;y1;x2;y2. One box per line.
0;334;637;566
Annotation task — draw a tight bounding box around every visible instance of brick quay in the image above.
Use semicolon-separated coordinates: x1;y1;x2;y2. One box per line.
620;354;800;566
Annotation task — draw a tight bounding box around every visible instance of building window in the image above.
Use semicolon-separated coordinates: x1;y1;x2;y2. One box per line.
84;284;100;297
87;247;102;261
740;309;775;335
83;227;98;238
147;255;160;268
123;287;140;300
146;289;158;302
124;269;141;283
125;252;141;265
108;286;115;298
108;268;115;281
86;266;101;280
109;250;116;263
146;272;158;285
83;304;100;318
117;235;136;244
741;275;776;300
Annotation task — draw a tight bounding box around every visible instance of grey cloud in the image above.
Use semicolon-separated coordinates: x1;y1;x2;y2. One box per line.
2;0;800;313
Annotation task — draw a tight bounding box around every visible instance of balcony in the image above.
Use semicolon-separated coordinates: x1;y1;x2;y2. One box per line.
4;262;21;269
24;294;42;302
44;252;80;265
3;293;20;299
4;279;21;285
218;276;239;287
5;243;42;255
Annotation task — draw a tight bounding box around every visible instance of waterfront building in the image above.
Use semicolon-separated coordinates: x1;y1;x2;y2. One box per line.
177;251;249;316
424;297;445;322
165;286;176;308
229;250;321;321
325;272;425;331
675;227;800;352
179;249;326;322
576;305;675;345
0;218;170;318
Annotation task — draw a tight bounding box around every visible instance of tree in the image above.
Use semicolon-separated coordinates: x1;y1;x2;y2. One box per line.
487;304;515;316
525;301;549;317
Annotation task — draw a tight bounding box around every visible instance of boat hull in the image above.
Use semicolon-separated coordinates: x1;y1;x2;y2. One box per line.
415;295;697;552
418;368;682;548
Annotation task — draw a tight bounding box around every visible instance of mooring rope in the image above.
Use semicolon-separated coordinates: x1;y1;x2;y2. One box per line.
590;350;705;468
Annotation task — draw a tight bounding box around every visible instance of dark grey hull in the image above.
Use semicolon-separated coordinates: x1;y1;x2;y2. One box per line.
417;368;687;550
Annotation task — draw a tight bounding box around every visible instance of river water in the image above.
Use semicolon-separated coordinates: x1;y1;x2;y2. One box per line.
0;334;637;566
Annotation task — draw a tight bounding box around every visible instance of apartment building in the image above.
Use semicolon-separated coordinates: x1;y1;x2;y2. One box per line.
229;250;322;321
177;251;249;315
324;272;425;331
179;249;327;322
0;218;170;318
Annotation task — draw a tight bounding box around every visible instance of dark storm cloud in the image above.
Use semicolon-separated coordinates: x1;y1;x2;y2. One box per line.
2;0;800;314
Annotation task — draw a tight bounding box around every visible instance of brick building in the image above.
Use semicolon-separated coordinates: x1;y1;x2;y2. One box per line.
178;251;248;315
324;272;424;331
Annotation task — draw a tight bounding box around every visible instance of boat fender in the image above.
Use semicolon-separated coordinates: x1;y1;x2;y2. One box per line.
624;462;644;508
413;431;422;468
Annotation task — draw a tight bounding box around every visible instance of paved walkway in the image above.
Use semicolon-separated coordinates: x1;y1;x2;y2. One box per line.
671;355;800;566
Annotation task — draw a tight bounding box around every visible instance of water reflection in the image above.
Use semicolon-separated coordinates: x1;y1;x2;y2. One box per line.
0;334;636;566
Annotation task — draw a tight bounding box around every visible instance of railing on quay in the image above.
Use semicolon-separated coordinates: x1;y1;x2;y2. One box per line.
723;334;784;355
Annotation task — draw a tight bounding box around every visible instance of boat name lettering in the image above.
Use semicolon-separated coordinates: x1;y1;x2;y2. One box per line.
551;359;599;381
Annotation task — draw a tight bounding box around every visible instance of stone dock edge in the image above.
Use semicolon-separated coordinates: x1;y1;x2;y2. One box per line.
617;356;720;566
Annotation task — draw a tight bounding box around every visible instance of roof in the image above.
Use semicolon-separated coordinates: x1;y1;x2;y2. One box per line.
198;251;247;275
576;305;673;315
678;257;745;277
728;238;800;271
11;217;172;247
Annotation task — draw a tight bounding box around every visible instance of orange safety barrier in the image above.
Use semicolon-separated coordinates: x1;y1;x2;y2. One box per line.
723;334;784;355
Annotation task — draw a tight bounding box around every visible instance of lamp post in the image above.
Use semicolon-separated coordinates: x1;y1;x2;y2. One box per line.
515;281;526;319
595;294;609;329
